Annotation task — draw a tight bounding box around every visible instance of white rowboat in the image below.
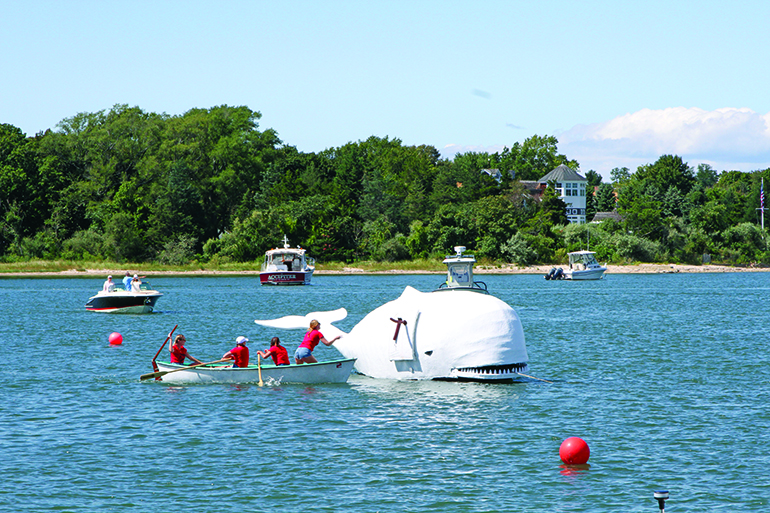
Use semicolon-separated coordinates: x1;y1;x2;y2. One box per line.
153;358;356;384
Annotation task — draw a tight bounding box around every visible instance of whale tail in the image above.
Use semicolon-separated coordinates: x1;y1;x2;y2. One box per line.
255;308;348;330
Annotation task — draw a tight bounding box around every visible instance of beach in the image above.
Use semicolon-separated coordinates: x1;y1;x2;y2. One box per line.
1;262;768;277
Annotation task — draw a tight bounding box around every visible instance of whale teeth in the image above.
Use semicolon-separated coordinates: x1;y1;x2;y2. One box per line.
459;363;527;376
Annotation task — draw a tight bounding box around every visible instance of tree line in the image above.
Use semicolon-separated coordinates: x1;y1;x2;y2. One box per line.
1;104;769;266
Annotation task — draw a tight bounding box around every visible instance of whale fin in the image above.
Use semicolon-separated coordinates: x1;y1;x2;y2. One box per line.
255;308;348;329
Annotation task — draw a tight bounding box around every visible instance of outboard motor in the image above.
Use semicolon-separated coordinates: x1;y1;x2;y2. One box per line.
553;267;564;280
545;268;557;280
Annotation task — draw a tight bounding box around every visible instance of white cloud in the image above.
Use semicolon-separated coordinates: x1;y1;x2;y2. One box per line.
440;108;770;181
558;107;770;178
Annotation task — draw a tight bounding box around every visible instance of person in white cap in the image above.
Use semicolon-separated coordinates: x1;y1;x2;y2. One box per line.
131;273;145;292
222;336;250;368
102;275;115;292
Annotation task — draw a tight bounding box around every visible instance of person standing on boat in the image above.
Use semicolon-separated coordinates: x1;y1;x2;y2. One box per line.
122;271;133;291
295;320;340;364
169;334;203;365
223;336;250;368
258;337;290;366
131;274;143;292
102;275;115;292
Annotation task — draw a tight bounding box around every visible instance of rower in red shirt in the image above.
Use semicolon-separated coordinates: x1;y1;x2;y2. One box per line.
257;337;290;365
223;336;250;368
169;334;203;365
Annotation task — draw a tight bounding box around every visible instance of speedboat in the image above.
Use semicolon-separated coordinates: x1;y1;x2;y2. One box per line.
85;280;163;313
259;235;315;285
148;358;356;384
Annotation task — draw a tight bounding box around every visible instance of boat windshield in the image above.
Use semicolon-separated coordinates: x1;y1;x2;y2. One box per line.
570;252;599;266
263;251;305;271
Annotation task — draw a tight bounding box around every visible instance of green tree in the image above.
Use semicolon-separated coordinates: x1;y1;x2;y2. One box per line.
104;212;144;262
430;151;502;208
622;196;664;239
635;155;695;198
584;170;602;222
595;183;616;212
501;233;538;265
538;184;569;226
610;167;630;184
497;135;579;181
158;105;280;247
0;124;49;254
720;223;765;263
689;201;730;234
584;170;602;188
696;163;718;189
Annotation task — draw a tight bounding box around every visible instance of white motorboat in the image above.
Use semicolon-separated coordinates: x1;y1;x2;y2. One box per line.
259;235;315;285
85;281;163;313
562;250;607;280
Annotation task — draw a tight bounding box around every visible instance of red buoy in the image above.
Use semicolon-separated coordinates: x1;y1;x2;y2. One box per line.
559;436;590;464
109;332;123;345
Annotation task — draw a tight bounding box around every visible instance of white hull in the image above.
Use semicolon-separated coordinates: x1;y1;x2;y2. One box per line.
259;270;313;285
155;358;355;384
85;290;162;313
563;267;606;280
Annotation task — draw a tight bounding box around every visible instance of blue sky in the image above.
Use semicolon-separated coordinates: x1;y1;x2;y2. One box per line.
3;0;770;179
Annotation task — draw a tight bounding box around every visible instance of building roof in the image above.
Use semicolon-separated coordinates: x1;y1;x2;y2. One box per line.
481;168;502;183
538;164;585;183
591;211;624;223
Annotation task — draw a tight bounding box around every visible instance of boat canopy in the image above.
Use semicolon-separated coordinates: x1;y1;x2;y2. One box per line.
261;235;315;272
568;251;600;268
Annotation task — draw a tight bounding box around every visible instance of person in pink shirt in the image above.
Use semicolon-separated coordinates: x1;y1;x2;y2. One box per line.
223;336;250;368
294;320;340;364
169;334;203;365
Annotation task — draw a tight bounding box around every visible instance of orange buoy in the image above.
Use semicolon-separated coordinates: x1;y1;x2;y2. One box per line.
109;332;123;345
559;436;590;464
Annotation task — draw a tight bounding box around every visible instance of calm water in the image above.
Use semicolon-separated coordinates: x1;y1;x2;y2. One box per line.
1;272;769;512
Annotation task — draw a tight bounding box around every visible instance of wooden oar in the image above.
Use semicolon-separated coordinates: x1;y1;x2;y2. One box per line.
258;354;264;387
140;358;228;381
150;325;178;375
516;372;553;384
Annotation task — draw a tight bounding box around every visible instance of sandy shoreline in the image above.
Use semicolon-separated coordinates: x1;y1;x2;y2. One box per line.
1;263;768;277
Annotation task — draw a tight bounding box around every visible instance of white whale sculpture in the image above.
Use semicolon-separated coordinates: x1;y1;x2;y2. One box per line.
255;247;530;381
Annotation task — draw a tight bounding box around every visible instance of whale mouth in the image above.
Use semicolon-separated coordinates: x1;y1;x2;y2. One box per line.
440;363;530;383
